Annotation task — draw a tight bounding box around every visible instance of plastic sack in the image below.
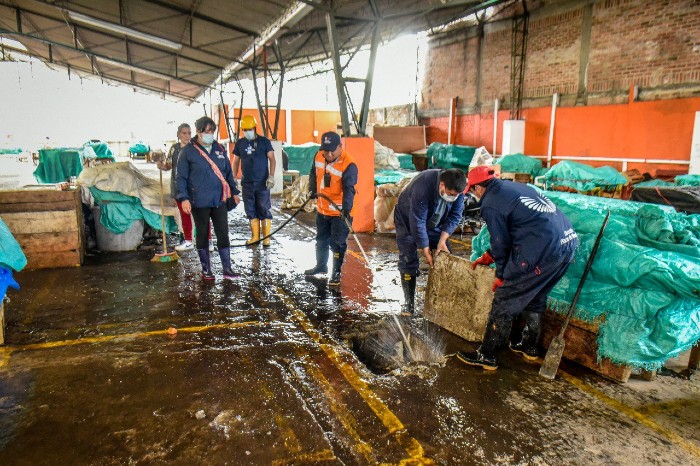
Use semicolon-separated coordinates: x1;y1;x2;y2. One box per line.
469;146;493;170
374;140;400;169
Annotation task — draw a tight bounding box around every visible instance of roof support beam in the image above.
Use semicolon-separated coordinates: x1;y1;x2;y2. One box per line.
140;0;259;37
326;9;351;137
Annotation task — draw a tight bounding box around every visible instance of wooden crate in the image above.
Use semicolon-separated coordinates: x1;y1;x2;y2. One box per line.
0;189;84;269
541;310;632;383
501;172;532;183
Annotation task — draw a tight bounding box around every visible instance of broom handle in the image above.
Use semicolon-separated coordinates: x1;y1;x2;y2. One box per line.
559;210;610;333
160;169;168;254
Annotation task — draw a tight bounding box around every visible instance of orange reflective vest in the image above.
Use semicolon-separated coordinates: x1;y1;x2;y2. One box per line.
314;150;356;217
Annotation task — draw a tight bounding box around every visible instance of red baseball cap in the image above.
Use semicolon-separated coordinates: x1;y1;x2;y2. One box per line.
467;166;498;191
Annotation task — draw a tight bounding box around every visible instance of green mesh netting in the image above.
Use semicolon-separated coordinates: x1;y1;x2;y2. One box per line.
90;187;177;235
543;160;628;192
397;153;416;170
284;143;320;174
374;169;417;185
675;174;700;187
426;143;476;170
0;217;27;272
470;188;700;369
497;153;548;178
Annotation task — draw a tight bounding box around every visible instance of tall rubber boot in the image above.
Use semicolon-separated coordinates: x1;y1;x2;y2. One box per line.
510;311;543;360
304;244;329;275
400;273;416;315
219;247;238;279
456;315;512;370
197;249;214;280
262;219;272;247
328;252;344;287
246;219;261;246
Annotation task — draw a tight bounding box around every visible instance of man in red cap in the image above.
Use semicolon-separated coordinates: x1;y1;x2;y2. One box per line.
458;166;578;370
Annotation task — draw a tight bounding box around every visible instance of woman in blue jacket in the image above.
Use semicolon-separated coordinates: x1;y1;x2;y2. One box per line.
176;116;240;280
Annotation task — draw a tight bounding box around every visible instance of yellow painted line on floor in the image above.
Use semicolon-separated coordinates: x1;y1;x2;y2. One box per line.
271;448;337;465
560;370;700;458
346;249;366;264
10;321;266;352
293;348;375;463
276;287;433;464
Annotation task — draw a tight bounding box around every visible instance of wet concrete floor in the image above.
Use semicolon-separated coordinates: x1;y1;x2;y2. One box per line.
1;160;699;464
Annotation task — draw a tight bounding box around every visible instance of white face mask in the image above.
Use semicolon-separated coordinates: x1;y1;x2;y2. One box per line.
244;130;255;140
441;192;458;203
201;133;215;145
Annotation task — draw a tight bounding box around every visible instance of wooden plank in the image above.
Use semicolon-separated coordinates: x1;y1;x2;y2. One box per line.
74;190;85;264
0;302;4;345
13;232;81;252
424;254;494;342
24;250;81;270
373;126;427;154
689;344;699;371
0;201;76;213
0;189;76;204
542;311;632;383
2;211;79;234
640;370;657;381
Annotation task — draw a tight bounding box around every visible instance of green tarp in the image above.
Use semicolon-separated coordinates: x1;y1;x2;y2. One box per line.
426;143;476;170
498;153;548;178
89;187;177;235
543;160;627;192
635;179;675;187
284;143;320;174
0;148;22;155
34;147;96;183
84;141;115;160
397;153;416;170
375;169;417;185
675;174;700;187
0;217;27;272
128;142;150;155
470;189;700;369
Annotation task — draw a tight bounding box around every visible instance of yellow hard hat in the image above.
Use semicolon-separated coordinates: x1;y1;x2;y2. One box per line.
240;115;257;130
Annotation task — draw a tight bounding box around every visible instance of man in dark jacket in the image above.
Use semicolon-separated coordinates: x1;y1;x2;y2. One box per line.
394;168;466;314
457;166;579;370
176;116;240;280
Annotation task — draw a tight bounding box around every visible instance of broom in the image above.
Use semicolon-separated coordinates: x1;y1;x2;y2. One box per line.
151;168;180;263
539;210;610;379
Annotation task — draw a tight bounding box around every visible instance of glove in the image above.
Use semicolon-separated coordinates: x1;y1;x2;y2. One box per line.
492;277;504;292
266;177;275;189
341;209;352;222
471;251;495;270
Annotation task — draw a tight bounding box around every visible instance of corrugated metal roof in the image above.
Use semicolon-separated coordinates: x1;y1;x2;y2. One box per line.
0;0;515;103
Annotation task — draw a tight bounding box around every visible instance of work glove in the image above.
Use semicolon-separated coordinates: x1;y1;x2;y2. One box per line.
471;251;495;270
266;177;275;190
492;277;504;292
341;208;352;222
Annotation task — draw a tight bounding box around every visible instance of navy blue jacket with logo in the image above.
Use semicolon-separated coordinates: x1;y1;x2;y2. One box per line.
480;178;578;280
175;138;240;209
395;169;465;249
233;135;274;182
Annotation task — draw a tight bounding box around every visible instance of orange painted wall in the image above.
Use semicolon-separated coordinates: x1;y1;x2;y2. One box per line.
342;137;375;233
232;108;288;142
423;97;700;175
290;110;341;145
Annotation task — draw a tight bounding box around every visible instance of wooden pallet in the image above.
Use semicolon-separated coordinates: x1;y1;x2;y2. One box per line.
0;189;84;269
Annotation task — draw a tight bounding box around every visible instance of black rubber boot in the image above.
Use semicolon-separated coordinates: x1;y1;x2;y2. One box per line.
219;247;237;279
328;252;344;287
457;315;513;370
400;273;416;315
197;249;214;280
304;244;328;275
510;311;542;360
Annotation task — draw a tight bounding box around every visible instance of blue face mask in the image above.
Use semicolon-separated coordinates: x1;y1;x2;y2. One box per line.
244;130;255;141
201;133;215;145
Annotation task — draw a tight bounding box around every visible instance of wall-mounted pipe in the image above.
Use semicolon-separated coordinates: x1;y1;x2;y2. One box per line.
447;97;457;144
547;93;558;168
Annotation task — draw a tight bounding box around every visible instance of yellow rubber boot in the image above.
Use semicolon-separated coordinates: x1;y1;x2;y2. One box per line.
262;219;272;247
246;219;260;245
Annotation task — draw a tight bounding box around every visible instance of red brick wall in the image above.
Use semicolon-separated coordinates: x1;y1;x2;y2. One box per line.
421;35;479;110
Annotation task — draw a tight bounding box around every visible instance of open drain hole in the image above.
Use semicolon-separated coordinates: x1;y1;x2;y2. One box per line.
350;318;446;375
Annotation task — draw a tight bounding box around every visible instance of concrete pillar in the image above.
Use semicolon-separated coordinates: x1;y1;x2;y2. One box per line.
270;140;284;195
690;111;700;175
502;120;525;155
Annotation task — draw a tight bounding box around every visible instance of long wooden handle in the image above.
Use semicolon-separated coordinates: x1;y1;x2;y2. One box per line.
160;169;167;253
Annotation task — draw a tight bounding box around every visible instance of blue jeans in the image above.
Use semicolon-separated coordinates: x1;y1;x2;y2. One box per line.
315;213;350;266
241;180;271;220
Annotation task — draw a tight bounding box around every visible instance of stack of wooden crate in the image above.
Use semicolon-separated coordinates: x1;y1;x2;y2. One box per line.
0;188;84;270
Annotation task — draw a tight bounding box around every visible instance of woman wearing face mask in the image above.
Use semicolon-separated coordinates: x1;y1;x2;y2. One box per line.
231;115;276;247
175;116;240;280
393;168;467;315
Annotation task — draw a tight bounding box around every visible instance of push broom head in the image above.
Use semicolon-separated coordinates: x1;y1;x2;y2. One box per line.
151;251;180;262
